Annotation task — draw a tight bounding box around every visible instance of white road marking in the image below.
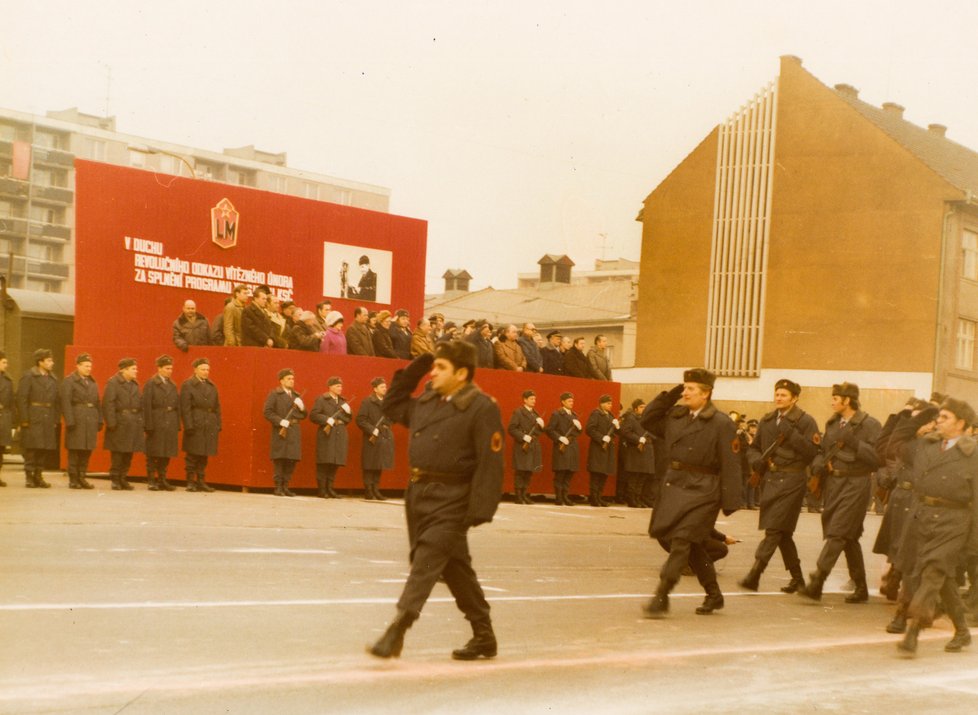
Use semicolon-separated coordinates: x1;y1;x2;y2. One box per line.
75;547;338;555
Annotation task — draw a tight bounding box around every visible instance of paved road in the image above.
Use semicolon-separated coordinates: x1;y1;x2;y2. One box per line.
1;473;976;714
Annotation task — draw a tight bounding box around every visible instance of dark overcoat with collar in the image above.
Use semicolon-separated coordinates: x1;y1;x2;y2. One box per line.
142;374;180;457
263;386;307;460
546;408;582;472
103;374;144;453
356;394;394;470
0;371;13;448
60;371;102;450
16;368;59;450
585;408;618;474
310;393;351;465
508;405;544;473
620;410;654;474
179;376;221;456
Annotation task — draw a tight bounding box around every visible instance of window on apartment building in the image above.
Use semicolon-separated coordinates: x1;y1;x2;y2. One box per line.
0;124;16;141
956;318;976;370
304;183;319;200
268;175;287;193
29;206;59;224
0;201;13;218
336;189;353;206
129;149;146;168
963;231;978;281
34;132;61;150
32;168;52;186
0;238;12;255
26;242;59;261
88;139;107;161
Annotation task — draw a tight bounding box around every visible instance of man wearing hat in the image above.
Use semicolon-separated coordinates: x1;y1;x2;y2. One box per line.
389;309;413;360
739;379;820;593
541;330;564;375
465;320;495;369
585;394;619;507
800;382;882;602
310;376;352;498
16;348;59;488
508;389;545;504
142;355;180;491
619;398;655;508
369;340;503;661
263;368;306;496
546;392;582;505
0;352;12;487
349;254;377;302
639;369;742;617
895;397;978;655
356;377;394;499
59;353;101;489
179;358;220;492
103;358;145;491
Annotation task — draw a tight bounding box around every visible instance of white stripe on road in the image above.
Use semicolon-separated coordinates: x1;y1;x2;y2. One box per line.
75;547;338;554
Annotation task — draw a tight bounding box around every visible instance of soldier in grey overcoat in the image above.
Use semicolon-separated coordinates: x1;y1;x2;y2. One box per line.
142;355;180;491
0;351;12;487
738;379;820;594
545;392;582;506
16;348;59;488
585;394;619;507
309;376;352;498
507;389;544;504
263;368;306;496
179;357;220;492
639;369;742;618
59;352;101;489
369;342;503;661
102;358;144;490
356;377;394;500
620;399;655;508
800;382;882;603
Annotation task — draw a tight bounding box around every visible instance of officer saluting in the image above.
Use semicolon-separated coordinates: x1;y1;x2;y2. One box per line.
639;369;741;618
369;341;504;661
507;389;544;504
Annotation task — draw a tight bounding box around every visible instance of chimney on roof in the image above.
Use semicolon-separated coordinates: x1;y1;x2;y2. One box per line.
834;83;859;99
442;269;472;293
882;102;905;119
538;255;575;286
928;123;948;138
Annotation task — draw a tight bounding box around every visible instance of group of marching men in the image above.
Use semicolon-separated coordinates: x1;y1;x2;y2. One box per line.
640;371;977;658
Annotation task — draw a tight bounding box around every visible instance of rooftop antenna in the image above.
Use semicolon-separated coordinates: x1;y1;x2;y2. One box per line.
598;232;609;261
103;64;112;117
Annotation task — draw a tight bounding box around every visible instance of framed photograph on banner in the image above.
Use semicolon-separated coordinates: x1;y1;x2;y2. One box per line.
322;242;392;304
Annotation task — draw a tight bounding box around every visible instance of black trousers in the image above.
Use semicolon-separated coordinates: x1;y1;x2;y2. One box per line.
754;528;801;571
317;463;339;483
67;449;92;476
273;458;298;485
24;448;57;475
185;454;209;478
660;536;717;591
146;456;171;477
816;536;866;579
109;452;134;479
362;469;381;488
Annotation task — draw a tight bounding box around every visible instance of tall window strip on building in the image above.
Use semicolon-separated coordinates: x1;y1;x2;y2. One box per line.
962;230;978;281
956;318;976;370
704;80;778;376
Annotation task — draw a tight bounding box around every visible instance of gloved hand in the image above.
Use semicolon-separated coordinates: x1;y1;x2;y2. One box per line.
293;397;305;411
639;436;647;445
523;434;532;443
572;419;582;431
536;417;545;428
403;353;435;386
341;402;352;414
327;417;335;426
279;419;290;428
602;435;611;443
372;428;380;437
559;436;570;445
668;384;684;402
612;418;620;429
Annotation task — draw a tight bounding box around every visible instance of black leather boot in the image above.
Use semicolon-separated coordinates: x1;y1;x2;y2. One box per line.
111;474;123;491
68;470;81;490
738;560;765;591
35;470;51;488
368;611;417;658
588;489;601;507
845;579;869;604
799;570;827;601
696;582;724;615
452;621;497;660
781;568;805;594
158;471;175;491
147;469;160;491
886;602;908;634
642;579;674;619
372;484;387;501
119;476;134;491
897;622;920;655
282;480;296;497
945;598;972;652
197;477;214;493
325;476;340;499
316;478;327;499
273;481;286;497
186;474;200;492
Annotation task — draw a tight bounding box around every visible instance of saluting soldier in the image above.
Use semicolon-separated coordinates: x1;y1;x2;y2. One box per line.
356;377;394;500
585;394;619;507
896;398;978;655
507;389;544;505
102;358;145;491
639;369;741;618
0;352;12;487
369;342;504;661
800;382;882;602
16;348;59;488
620;398;655;508
179;357;220;492
309;376;352;499
546;392;582;506
142;354;180;491
264;368;306;496
59;353;101;490
738;379;820;594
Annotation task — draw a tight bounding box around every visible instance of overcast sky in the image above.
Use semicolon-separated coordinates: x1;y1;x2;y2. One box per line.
5;1;978;292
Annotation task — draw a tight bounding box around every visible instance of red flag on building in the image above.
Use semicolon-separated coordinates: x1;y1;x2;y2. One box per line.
12;141;31;180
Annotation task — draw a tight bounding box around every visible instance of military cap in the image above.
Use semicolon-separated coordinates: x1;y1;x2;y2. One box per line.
277;368;295;380
461;319;476;329
941;397;976;426
192;357;209;368
631;398;646;410
522;389;536;399
684;368;715;388
395;309;409;318
325;311;344;327
32;348;53;363
327;376;342;386
428;312;444;321
832;382;860;400
931;391;947;405
75;353;93;364
358;254;370;265
155;354;174;367
117;358;137;370
546;330;562;340
560;392;574;402
434;340;477;380
598;393;613;404
775;378;801;396
370;376;387;388
747;419;758;427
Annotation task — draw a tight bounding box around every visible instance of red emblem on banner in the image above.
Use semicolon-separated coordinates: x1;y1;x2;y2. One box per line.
211;198;239;249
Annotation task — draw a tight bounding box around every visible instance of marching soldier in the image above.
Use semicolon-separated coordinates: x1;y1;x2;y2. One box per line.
585;394;619;507
896;398;978;655
738;379;819;594
179;357;220;492
639;369;741;618
620;398;655;508
369;342;503;660
309;376;352;498
102;358;145;491
546;392;582;506
800;382;882;602
507;389;544;504
0;352;11;487
142;355;180;491
264;368;306;496
356;377;394;500
16;348;59;488
59;353;101;489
